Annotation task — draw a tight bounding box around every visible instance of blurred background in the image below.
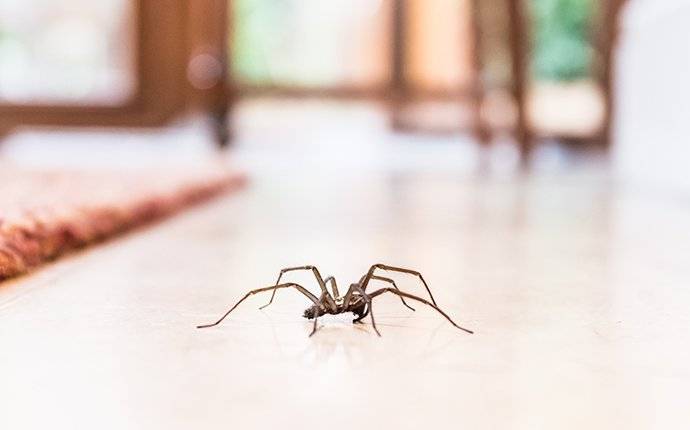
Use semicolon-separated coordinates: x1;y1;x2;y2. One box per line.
1;0;689;205
1;0;685;192
0;0;637;164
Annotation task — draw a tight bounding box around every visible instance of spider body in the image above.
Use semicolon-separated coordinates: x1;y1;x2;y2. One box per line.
197;264;473;337
302;284;367;320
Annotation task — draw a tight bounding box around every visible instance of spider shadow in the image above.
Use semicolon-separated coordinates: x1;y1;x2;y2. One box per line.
297;320;459;367
250;298;465;366
296;322;370;366
296;310;459;365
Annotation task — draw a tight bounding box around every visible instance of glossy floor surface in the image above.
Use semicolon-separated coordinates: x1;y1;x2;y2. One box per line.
1;102;689;429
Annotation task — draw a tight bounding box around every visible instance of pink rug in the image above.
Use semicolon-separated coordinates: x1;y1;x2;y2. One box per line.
0;165;245;282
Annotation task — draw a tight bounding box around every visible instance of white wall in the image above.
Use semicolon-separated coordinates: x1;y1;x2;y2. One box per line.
613;0;690;192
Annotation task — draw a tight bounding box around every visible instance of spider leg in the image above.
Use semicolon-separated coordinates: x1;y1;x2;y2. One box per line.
340;283;368;324
260;266;337;312
367;287;473;334
367;275;415;311
351;275;417;320
323;276;340;299
197;283;320;329
361;264;438;306
350;284;380;336
308;293;328;337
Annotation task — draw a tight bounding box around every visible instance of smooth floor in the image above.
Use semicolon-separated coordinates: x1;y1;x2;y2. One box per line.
1;102;689;429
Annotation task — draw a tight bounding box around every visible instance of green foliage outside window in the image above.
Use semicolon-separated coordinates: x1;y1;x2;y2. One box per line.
530;0;595;81
232;0;287;84
231;0;597;84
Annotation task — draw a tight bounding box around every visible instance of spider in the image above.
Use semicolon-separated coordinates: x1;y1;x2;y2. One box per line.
197;263;473;337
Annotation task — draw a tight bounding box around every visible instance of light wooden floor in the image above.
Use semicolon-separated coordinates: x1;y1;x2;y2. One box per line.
1;103;689;429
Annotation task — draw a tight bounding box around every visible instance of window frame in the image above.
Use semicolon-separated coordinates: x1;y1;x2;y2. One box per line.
0;0;190;129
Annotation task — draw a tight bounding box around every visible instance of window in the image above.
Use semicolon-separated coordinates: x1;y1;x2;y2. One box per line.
0;0;136;105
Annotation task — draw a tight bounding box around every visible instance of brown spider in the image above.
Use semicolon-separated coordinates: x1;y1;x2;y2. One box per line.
197;264;473;336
